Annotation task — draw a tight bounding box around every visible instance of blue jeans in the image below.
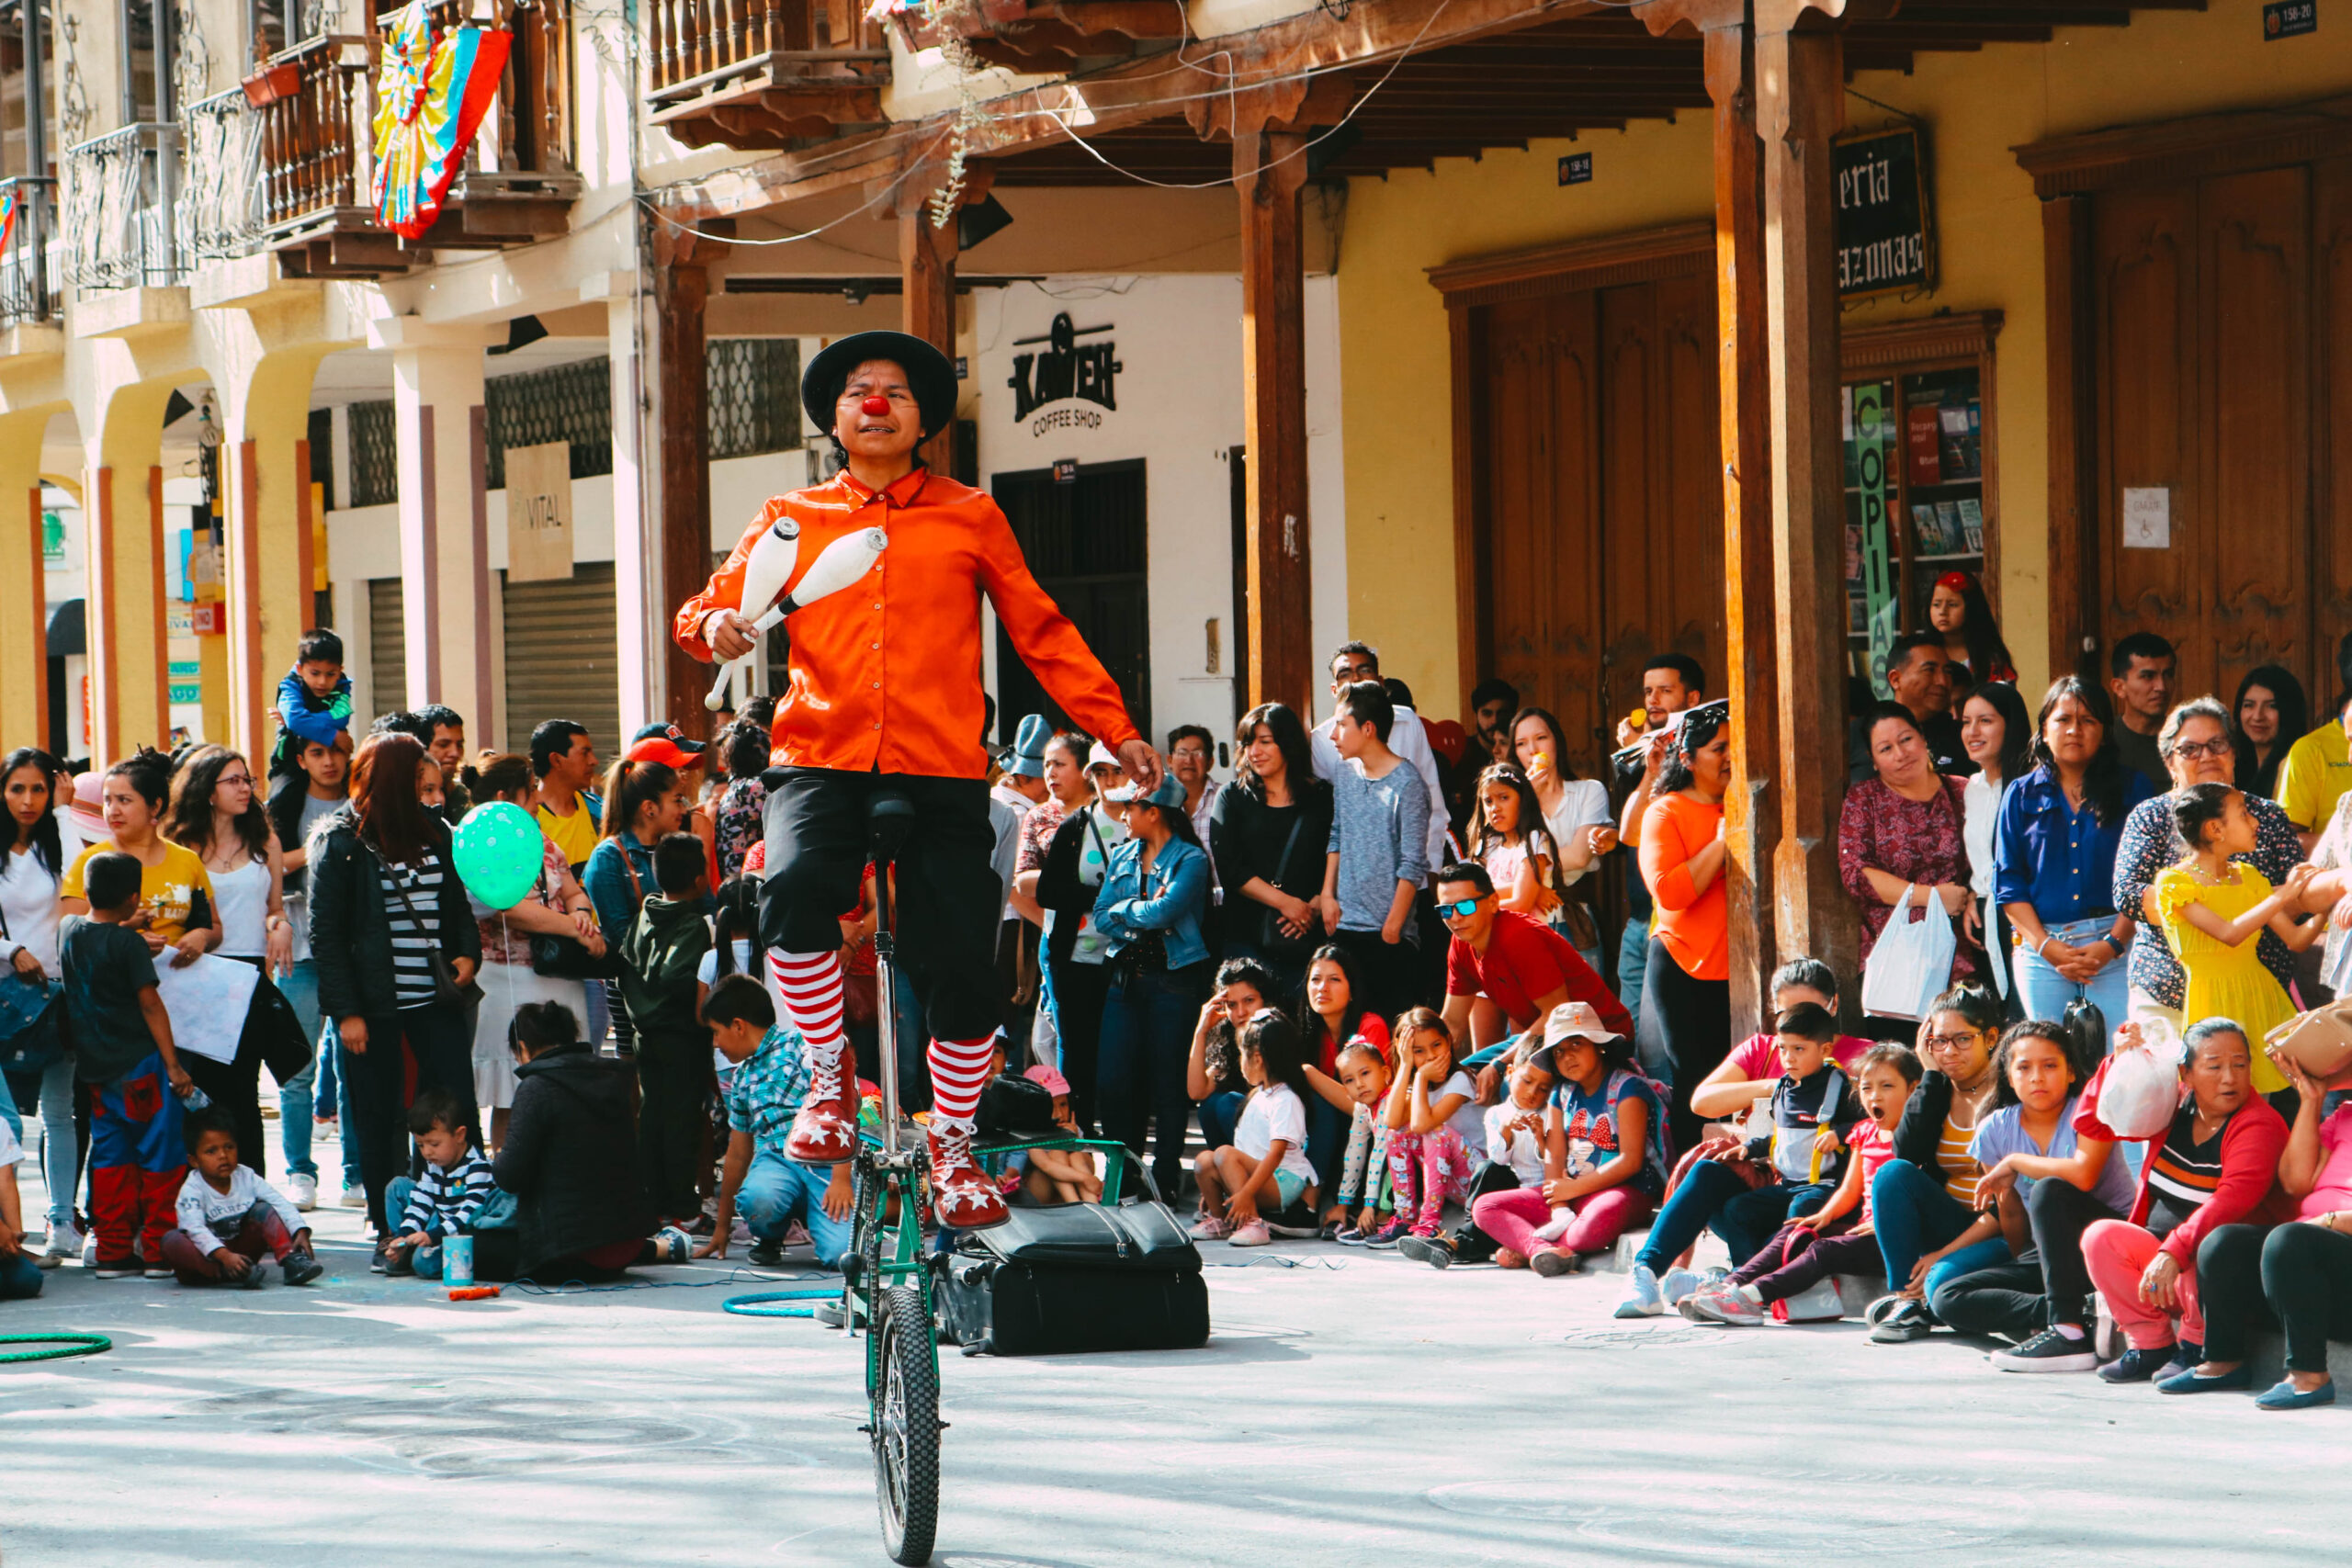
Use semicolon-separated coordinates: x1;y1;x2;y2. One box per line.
1869;1158;1987;1287
1634;1162;1835;1273
0;1067;17;1140
739;1148;852;1267
384;1176;452;1278
0;1249;41;1300
1098;964;1210;1201
36;1055;76;1231
275;959;322;1180
1616;916;1648;1033
2010;917;2130;1039
1197;1089;1245;1151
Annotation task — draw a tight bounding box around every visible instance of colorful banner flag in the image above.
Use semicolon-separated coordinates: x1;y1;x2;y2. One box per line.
370;0;512;241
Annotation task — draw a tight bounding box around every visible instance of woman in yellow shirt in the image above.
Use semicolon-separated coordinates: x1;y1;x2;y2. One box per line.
57;751;217;967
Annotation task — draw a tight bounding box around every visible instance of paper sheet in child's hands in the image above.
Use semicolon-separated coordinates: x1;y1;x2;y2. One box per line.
153;954;259;1065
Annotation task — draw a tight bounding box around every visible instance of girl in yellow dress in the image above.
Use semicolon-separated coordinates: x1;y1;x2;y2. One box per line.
2154;783;2320;1095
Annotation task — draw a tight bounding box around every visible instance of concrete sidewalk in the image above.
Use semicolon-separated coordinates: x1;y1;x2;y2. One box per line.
2;1113;2340;1566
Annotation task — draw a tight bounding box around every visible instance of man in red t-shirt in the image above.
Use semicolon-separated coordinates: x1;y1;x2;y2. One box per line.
1436;863;1630;1098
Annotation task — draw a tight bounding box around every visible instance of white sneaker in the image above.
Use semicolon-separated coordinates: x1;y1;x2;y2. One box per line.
288;1173;319;1212
338;1186;368;1209
1613;1263;1667;1319
1659;1266;1710;1305
43;1225;83;1267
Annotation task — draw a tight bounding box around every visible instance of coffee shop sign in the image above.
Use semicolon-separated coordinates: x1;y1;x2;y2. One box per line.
1010;313;1122;434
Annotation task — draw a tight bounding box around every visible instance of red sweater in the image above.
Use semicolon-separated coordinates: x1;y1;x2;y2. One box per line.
2075;1068;2296;1264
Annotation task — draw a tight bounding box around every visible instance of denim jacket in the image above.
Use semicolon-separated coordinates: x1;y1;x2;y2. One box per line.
1091;835;1210;972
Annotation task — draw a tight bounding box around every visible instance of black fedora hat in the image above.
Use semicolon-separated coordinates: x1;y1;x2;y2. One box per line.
800;330;957;441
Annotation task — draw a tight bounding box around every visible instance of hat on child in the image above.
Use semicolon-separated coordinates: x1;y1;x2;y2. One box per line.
1023;1063;1071;1098
1005;714;1052;780
1106;773;1186;810
1528;1000;1625;1074
1084;741;1122;774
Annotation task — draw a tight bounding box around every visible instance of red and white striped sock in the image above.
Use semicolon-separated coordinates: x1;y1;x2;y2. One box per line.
769;950;848;1080
927;1033;999;1134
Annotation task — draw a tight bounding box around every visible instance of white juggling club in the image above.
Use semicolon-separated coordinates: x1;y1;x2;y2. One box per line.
704;525;889;709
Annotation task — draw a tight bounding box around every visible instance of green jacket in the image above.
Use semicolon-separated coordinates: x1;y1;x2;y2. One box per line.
618;893;711;1035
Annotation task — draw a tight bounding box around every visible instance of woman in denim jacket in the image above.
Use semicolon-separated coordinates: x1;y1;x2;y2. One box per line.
1092;773;1214;1200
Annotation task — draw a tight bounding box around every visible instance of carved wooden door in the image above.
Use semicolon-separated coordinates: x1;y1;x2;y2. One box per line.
1464;277;1724;781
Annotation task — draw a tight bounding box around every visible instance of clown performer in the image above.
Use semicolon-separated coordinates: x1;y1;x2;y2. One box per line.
674;331;1158;1228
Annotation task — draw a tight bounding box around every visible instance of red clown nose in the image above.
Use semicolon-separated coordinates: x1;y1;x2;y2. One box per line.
860;395;891;416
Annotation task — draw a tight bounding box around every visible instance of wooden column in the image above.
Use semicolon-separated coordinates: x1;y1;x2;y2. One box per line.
1234;127;1315;717
1755;7;1859;987
2041;192;2098;686
0;409;56;752
655;224;728;735
901;200;960;478
1705;17;1780;1035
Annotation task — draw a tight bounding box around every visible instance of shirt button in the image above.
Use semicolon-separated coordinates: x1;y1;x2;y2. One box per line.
872;642;881;651
873;602;882;610
872;682;880;690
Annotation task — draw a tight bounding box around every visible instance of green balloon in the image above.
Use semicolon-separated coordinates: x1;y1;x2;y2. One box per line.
452;801;545;911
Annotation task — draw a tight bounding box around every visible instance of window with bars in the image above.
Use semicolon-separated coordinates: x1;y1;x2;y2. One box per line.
347;400;396;508
708;338;801;460
487;356;614;489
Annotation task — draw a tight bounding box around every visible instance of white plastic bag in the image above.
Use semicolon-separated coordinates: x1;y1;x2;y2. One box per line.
2096;1017;2187;1139
1860;885;1959;1021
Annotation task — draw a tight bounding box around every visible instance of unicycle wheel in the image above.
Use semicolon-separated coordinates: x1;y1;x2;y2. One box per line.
873;1282;940;1564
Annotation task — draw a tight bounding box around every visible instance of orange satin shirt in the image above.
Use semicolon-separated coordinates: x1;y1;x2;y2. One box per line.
673;466;1140;780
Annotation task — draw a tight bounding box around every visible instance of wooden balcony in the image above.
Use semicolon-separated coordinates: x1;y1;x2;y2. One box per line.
648;0;891;152
262;3;582;280
915;0;1183;73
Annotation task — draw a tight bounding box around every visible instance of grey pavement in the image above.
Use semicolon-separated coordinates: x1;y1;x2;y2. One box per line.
1;1122;2339;1566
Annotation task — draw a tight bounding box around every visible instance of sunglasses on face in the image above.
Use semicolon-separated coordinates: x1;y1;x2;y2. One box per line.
1439;897;1487;919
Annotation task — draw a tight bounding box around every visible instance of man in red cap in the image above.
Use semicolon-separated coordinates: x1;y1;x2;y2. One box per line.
675;332;1158;1229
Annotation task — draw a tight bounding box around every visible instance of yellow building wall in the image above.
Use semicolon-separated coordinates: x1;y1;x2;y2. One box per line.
1336;3;2352;716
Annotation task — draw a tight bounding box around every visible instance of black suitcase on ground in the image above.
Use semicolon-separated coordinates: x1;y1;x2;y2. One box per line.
935;1199;1211;1356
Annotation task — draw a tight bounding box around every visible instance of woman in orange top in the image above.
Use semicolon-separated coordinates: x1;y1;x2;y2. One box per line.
1636;706;1731;1156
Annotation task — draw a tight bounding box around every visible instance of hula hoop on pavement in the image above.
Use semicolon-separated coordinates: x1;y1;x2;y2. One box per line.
0;1332;113;1365
723;1287;837;1318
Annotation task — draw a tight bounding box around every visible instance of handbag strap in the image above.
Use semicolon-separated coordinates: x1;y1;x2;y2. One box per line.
618;840;646;905
1266;810;1307;894
365;836;439;932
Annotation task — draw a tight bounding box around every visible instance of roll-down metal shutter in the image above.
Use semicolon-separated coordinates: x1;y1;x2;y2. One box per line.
502;562;619;756
367;578;405;728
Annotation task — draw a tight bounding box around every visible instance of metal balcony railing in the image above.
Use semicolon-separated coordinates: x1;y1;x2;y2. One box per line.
182;87;267;262
63;122;185;292
649;0;886;100
0;177;61;327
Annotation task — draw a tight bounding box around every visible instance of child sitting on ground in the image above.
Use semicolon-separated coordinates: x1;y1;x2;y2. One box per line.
62;851;193;1278
384;1089;499;1280
1019;1065;1103;1206
1374;1008;1486;1247
1329;1042;1397;1243
162;1108;322;1287
1192;1010;1319;1247
1460;1002;1666;1276
696;976;853;1269
268;627;354;780
1684;1043;1922;1325
0;1118;46;1300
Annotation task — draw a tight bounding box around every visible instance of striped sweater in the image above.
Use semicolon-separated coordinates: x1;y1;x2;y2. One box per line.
399;1149;499;1237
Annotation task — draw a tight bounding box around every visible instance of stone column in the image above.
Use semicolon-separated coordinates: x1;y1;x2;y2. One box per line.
377;321;499;724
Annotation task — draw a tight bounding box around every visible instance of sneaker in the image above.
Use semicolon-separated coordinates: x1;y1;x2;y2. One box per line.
651;1226;693;1264
142;1264;175;1280
747;1237;785;1268
926;1124;1009;1231
1189;1213;1233;1242
1862;1292;1908;1328
42;1225;83;1268
282;1249;323;1287
385;1247;416;1278
94;1257;140;1280
1686;1285;1765;1326
369;1241;393;1274
1266;1203;1321;1240
1363;1220;1409;1250
338;1186;368;1210
287;1173;319;1213
1658;1265;1723;1306
234;1262;268;1290
1869;1299;1933;1343
2163;1340;2202;1381
1528;1247;1579;1279
1776;1277;1847;1323
1613;1264;1667;1319
781;1220;812;1249
1228;1219;1272;1247
1396;1233;1456;1269
1333;1224;1373;1246
2098;1346;2176;1383
1989;1325;2099;1373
